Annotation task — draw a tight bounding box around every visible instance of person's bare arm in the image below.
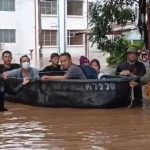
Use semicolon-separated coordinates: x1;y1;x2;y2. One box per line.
41;75;68;80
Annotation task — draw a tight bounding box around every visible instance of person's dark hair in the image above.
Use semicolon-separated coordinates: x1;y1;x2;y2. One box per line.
2;51;12;57
60;52;71;59
49;53;59;62
90;59;100;70
20;55;30;63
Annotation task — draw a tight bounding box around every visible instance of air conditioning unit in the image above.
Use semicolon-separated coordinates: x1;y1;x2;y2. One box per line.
0;43;4;50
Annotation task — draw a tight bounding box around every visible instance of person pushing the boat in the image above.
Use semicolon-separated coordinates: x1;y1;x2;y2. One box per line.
0;51;20;74
116;47;146;78
115;47;146;106
0;50;21;111
41;52;86;80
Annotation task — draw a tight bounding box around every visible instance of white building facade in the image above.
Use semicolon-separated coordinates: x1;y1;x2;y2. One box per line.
0;0;89;67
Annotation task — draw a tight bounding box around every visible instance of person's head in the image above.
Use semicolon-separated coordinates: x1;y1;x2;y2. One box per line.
60;52;72;70
79;56;90;66
20;55;30;70
2;51;12;65
49;53;59;66
90;59;101;74
126;47;139;63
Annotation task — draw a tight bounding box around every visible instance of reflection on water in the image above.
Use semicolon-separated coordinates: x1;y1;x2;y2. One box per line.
1;102;150;149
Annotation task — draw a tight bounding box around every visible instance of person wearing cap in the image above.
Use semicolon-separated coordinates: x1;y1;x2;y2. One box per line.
115;47;146;106
115;47;146;78
41;53;61;72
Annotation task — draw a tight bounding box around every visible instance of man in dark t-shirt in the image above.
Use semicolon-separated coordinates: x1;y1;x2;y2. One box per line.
116;47;146;77
41;52;86;80
115;47;146;105
0;51;20;74
0;50;20;111
41;53;61;72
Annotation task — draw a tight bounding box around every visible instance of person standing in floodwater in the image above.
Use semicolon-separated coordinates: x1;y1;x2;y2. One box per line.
115;47;146;105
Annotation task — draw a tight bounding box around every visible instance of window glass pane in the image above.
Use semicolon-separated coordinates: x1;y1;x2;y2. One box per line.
0;29;15;43
41;1;57;15
0;0;2;11
67;30;83;45
9;0;15;11
10;30;15;42
0;30;3;42
0;0;15;11
42;30;57;46
67;1;83;16
4;30;9;43
3;0;8;11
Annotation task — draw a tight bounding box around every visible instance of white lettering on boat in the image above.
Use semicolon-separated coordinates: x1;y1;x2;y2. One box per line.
85;83;116;91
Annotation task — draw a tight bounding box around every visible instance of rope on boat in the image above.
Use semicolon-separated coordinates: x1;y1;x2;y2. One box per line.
128;86;135;108
128;80;139;108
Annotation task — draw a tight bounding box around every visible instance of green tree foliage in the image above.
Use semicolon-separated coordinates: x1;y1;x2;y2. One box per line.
89;0;135;50
89;0;145;65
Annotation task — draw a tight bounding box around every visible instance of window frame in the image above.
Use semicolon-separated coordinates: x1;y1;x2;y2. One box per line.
42;30;58;46
0;0;15;11
67;30;83;46
67;0;83;16
0;29;16;43
40;0;57;15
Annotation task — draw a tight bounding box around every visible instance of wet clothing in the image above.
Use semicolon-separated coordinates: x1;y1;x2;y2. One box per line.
116;61;146;78
0;64;20;74
65;65;87;79
41;65;61;72
0;80;24;111
7;68;40;80
0;64;21;111
116;61;146;106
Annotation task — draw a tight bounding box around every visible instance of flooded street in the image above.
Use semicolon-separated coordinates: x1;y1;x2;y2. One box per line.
0;102;150;149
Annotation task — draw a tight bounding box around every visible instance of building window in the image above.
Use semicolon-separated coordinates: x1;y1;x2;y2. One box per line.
42;30;57;46
0;0;15;11
67;1;83;16
41;0;57;15
0;29;16;43
67;30;83;45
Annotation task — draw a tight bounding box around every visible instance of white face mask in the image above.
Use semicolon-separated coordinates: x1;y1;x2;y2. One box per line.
22;62;30;69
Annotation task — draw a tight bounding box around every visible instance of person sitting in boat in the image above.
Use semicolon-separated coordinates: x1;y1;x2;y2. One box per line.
41;53;61;72
41;52;87;80
115;47;146;105
79;56;98;79
90;59;104;79
0;51;20;74
2;55;39;80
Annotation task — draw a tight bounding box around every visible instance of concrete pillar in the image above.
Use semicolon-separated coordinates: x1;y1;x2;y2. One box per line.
58;0;67;53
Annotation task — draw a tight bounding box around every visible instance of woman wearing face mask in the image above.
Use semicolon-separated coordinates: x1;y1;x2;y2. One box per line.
2;55;39;80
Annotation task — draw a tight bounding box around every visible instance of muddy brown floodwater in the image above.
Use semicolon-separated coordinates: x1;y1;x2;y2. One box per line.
1;102;150;150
